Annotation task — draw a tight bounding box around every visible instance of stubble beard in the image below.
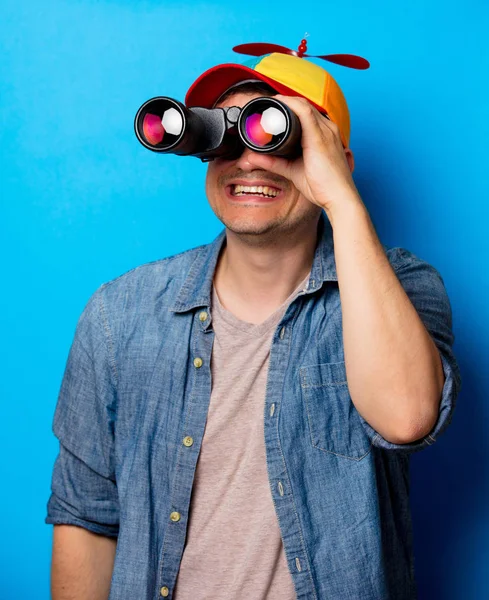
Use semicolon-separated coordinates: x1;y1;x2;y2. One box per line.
215;201;321;248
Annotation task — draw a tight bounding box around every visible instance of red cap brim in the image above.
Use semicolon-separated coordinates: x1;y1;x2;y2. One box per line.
184;63;325;114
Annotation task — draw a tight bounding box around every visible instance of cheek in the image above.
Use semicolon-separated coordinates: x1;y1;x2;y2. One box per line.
206;162;227;194
205;167;216;195
205;169;223;205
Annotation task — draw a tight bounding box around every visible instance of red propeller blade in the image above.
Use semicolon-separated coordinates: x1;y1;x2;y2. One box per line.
306;54;370;70
232;44;370;70
233;43;298;57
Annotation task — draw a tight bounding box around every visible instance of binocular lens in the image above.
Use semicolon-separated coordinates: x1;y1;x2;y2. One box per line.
244;106;288;148
141;106;184;147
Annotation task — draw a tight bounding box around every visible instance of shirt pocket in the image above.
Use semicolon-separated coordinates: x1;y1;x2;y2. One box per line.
299;361;373;461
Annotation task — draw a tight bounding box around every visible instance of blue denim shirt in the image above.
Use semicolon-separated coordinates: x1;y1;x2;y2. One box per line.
46;211;461;600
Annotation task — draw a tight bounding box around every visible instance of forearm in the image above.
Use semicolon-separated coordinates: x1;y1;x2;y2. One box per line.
325;194;445;444
51;525;117;600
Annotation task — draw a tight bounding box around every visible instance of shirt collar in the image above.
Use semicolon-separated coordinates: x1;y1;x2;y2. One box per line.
170;210;337;314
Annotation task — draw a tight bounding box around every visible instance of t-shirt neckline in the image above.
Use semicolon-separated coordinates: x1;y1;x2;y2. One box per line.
211;270;310;337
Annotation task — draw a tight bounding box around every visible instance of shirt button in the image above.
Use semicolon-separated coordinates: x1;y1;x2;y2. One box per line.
193;357;203;368
199;311;208;321
183;436;194;447
279;326;286;339
160;586;169;597
170;511;181;522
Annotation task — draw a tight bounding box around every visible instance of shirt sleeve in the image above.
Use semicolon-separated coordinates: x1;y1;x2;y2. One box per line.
45;285;120;537
359;247;462;454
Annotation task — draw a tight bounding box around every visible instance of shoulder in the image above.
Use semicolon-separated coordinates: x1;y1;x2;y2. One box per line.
383;243;421;266
89;241;209;313
382;243;444;279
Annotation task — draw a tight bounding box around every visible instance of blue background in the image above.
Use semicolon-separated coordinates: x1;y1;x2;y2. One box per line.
1;1;488;598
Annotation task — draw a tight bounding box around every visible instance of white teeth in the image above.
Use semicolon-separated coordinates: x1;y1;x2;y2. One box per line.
232;184;279;197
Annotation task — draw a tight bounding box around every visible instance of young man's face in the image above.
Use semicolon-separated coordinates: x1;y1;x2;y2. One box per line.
205;90;323;239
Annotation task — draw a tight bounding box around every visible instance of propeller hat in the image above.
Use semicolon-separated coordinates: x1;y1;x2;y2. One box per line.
185;38;370;149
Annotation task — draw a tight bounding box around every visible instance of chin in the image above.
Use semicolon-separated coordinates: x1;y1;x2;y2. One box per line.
218;211;289;236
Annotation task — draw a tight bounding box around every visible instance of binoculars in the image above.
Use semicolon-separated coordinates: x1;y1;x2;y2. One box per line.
134;96;311;162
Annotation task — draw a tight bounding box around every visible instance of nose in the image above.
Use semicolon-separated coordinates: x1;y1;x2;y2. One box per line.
233;146;264;171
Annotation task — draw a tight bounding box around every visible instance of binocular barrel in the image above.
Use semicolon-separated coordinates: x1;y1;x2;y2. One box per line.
134;96;303;161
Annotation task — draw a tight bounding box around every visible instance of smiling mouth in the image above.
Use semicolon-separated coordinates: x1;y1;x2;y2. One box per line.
228;184;281;198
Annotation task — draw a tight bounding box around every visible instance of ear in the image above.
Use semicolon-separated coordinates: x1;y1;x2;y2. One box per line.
344;148;355;173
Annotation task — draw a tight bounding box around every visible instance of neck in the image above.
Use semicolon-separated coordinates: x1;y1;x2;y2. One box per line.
213;216;320;320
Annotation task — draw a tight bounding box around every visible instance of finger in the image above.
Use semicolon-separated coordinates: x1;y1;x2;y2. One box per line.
274;95;341;141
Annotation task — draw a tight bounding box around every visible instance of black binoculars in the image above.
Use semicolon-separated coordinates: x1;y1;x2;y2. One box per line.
134;96;308;162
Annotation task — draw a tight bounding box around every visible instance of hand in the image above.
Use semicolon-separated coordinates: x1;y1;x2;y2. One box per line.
247;94;362;214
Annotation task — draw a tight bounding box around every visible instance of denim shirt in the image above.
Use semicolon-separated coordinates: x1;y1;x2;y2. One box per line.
46;211;461;600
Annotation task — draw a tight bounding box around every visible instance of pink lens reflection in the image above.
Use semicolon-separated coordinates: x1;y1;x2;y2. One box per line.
245;113;273;147
143;113;165;145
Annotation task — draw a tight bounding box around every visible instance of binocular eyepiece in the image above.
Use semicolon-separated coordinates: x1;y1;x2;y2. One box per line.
134;96;305;162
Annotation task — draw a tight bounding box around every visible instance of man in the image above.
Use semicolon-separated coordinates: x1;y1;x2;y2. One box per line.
46;50;462;600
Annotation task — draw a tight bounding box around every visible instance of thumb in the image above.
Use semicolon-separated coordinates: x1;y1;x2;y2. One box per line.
247;152;293;179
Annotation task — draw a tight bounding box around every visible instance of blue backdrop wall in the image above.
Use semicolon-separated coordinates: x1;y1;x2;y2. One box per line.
1;1;488;598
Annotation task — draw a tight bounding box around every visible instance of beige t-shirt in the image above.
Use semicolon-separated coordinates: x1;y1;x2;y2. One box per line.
173;270;310;599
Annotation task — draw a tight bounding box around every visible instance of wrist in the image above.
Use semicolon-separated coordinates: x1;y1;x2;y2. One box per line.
321;188;367;228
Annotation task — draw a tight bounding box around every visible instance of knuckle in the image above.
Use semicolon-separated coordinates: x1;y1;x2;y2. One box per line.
297;96;312;108
329;120;340;133
324;124;336;138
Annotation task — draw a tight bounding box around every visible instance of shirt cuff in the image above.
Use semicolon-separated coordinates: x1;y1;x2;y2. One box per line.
45;491;119;538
